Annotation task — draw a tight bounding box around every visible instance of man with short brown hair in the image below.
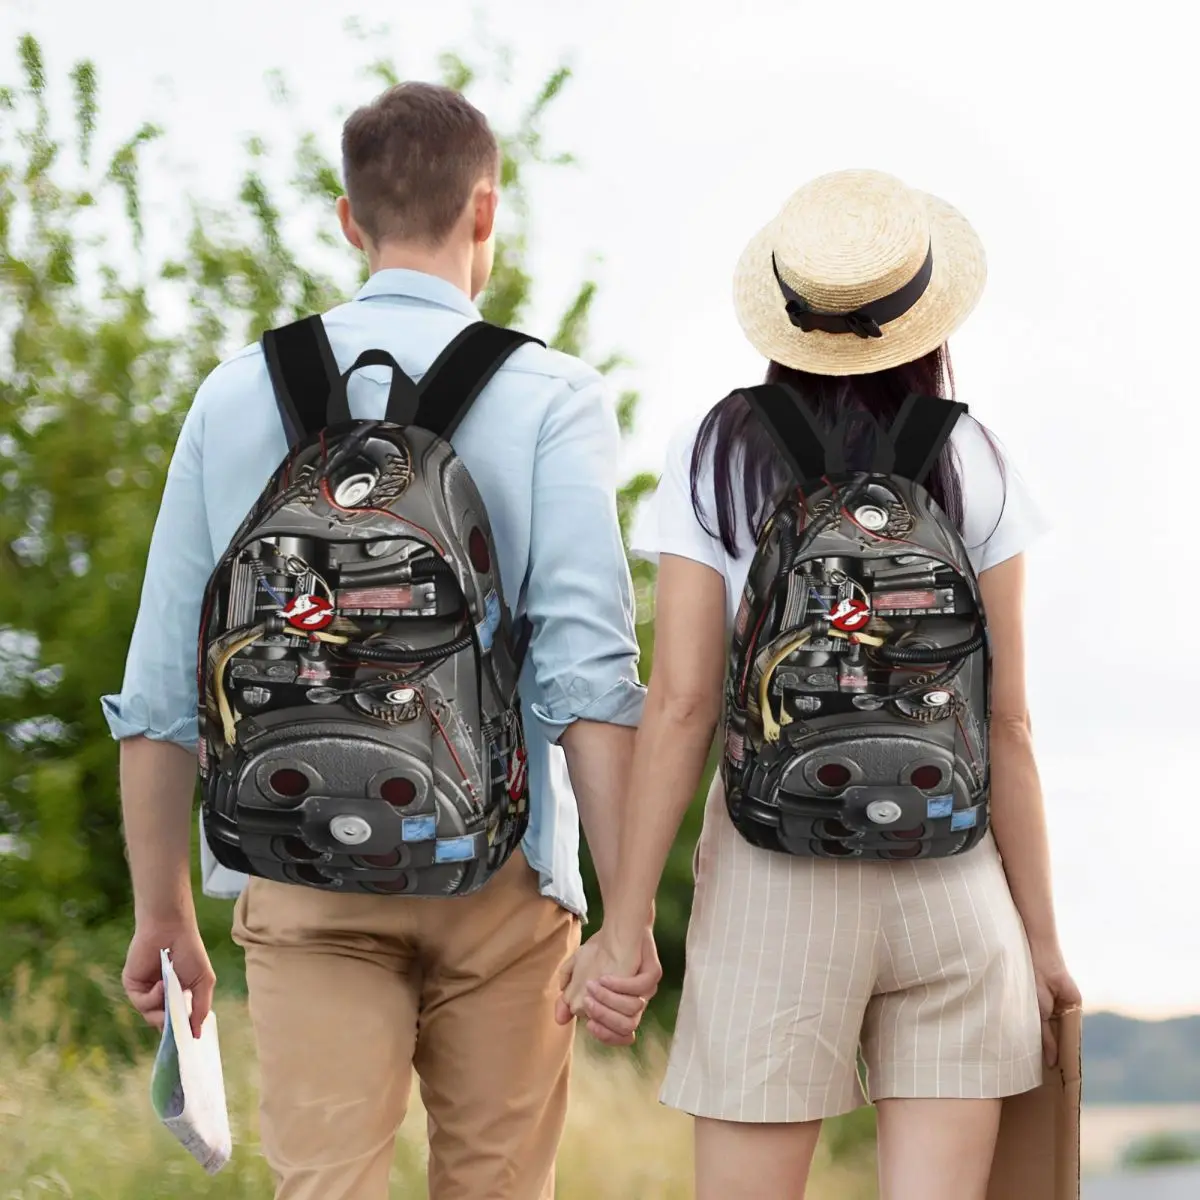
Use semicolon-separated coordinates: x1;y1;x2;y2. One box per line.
108;81;659;1200
341;81;501;246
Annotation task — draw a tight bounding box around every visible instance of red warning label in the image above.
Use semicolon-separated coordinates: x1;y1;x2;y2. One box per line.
872;590;937;610
337;586;415;611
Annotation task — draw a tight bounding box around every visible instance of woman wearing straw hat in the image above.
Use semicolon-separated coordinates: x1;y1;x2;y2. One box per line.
559;169;1081;1198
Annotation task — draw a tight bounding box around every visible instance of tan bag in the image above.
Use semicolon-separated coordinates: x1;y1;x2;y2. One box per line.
986;1007;1082;1200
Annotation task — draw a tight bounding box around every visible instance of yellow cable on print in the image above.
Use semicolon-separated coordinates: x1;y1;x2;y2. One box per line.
758;629;813;744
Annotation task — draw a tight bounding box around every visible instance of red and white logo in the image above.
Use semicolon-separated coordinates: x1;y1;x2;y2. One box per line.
281;593;335;631
506;746;528;800
829;597;870;632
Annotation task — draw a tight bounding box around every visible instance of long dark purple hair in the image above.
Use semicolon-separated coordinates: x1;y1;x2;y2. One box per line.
690;344;1004;556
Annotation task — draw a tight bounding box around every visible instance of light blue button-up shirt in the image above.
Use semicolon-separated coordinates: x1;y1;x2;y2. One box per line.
101;269;645;918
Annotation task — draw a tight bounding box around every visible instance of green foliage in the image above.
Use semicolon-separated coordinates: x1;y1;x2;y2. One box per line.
0;31;689;1050
1;35;191;964
822;1103;878;1163
0;978;879;1197
1121;1131;1200;1169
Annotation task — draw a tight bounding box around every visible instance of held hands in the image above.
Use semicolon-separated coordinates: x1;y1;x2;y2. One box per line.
1030;941;1082;1067
555;925;662;1046
122;918;215;1041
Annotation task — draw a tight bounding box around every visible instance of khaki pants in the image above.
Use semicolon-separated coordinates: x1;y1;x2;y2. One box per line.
231;849;581;1200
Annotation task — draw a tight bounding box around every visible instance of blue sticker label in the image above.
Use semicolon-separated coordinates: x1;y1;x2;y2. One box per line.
476;590;501;653
926;795;954;819
401;815;437;842
950;808;978;831
434;835;477;863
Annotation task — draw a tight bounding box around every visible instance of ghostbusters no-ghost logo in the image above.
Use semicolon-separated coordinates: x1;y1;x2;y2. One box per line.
281;593;335;632
829;597;870;632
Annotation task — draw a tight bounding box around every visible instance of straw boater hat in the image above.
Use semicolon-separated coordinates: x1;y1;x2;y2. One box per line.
733;169;987;376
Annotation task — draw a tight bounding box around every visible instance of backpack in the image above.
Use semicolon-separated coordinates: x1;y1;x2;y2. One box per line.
721;384;990;861
197;316;542;897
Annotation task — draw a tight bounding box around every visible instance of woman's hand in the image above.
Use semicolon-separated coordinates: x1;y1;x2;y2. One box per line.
555;926;661;1046
1030;942;1082;1066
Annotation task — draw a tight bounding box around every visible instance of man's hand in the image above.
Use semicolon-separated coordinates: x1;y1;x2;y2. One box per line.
555;925;661;1047
123;919;215;1040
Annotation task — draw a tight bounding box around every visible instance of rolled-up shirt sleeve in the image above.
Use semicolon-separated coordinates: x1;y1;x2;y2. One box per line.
523;373;646;742
100;396;215;748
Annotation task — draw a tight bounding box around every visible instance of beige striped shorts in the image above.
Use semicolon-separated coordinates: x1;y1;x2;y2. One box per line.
660;778;1044;1123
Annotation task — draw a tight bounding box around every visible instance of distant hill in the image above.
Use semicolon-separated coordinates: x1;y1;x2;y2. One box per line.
1086;1013;1200;1104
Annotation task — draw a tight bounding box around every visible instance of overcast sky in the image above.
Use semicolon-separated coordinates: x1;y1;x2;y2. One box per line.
2;0;1196;1017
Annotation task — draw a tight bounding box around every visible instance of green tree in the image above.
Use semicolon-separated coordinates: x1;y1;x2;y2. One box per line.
0;30;706;1049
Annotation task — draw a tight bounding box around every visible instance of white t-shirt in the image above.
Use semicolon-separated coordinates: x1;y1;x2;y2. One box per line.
632;410;1049;626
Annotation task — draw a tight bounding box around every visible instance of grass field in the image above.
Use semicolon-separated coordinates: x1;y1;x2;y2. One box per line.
0;965;878;1199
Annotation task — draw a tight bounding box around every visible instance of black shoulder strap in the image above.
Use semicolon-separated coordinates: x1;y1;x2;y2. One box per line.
261;315;343;450
739;383;840;485
413;323;544;440
262;316;543;446
886;394;969;485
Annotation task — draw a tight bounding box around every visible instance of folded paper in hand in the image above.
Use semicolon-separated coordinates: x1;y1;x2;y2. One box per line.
149;948;232;1174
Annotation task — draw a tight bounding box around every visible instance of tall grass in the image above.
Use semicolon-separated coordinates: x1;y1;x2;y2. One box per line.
0;965;878;1198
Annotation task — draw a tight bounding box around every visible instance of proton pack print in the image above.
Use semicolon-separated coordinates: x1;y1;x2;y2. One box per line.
721;385;990;862
197;318;542;897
